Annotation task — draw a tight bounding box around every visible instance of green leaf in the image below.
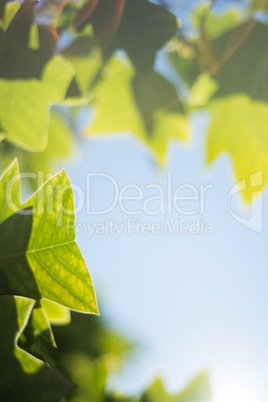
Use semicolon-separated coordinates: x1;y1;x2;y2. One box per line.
0;162;98;313
24;169;98;313
61;25;103;97
0;163;57;352
87;58;188;164
20;304;57;356
103;0;178;72
0;110;77;191
0;2;19;31
140;372;211;402
0;1;50;82
52;310;132;401
168;41;199;89
192;5;244;40
132;71;184;134
59;353;113;402
53;310;132;361
169;11;253;96
0;295;36;365
207;95;268;203
0;295;73;401
168;8;242;89
169;6;245;88
187;73;218;108
0;159;21;222
42;299;71;325
211;21;268;102
19;109;76;189
66;48;102;96
0;55;74;151
0;208;40;300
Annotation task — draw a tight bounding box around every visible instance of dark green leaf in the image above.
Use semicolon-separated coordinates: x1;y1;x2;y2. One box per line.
212;21;268;102
132;71;184;135
103;0;178;71
0;295;73;402
0;208;40;299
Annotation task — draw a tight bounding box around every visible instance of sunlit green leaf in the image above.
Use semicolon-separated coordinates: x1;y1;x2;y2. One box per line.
0;159;21;222
42;299;71;325
24;169;98;313
67;48;102;96
0;56;74;151
0;162;98;313
192;5;244;39
23;304;57;350
207;95;268;203
188;73;218;108
140;372;211;402
19;109;77;189
0;1;19;31
87;58;188;164
0;164;57;352
0;110;77;191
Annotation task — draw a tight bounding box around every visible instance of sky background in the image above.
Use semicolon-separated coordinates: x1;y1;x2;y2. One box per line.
63;109;268;402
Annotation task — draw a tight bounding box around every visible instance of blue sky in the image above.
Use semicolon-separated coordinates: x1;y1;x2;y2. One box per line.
64;110;268;402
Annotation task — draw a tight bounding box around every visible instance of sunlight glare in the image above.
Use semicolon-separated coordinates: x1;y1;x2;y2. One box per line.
214;382;257;402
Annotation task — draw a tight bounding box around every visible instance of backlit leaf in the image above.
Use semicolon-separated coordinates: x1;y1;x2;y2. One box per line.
0;110;77;191
42;299;71;325
87;59;188;164
140;372;211;402
0;56;74;151
0;162;98;313
207;95;268;203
